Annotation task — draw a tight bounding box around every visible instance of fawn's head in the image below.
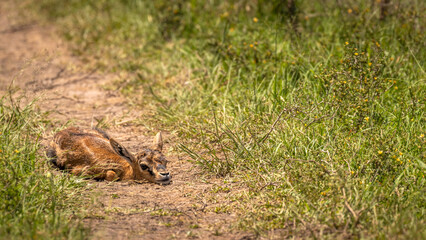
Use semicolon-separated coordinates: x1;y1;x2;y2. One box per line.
109;131;171;184
135;132;171;184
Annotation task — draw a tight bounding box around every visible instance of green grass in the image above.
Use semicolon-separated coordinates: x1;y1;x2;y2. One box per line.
0;92;87;239
29;0;425;238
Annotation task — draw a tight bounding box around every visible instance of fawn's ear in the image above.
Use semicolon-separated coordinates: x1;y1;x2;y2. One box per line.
110;138;134;164
153;131;163;152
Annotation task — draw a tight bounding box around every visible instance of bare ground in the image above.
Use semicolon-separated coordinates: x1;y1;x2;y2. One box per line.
0;2;268;240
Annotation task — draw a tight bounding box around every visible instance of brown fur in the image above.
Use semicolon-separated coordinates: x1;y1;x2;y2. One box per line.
47;127;171;184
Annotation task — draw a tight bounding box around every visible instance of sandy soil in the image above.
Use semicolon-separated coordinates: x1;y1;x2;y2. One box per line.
0;2;261;240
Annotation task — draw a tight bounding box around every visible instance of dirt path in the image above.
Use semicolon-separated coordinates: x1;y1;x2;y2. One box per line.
0;3;256;240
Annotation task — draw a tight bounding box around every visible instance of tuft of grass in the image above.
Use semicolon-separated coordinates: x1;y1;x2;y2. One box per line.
30;0;425;238
0;92;87;239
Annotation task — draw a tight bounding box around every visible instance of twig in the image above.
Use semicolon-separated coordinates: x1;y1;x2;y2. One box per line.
342;188;358;222
260;108;287;143
305;111;337;128
0;23;35;34
258;182;279;191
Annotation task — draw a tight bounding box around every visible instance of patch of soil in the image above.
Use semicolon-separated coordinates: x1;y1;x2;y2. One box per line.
0;2;261;240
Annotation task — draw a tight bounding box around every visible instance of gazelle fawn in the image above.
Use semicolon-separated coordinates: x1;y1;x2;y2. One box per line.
47;127;171;184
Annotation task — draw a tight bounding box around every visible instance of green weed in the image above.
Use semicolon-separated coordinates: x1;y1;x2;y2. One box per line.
0;92;87;239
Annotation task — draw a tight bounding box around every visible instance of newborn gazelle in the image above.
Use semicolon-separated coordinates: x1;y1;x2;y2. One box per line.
47;127;171;184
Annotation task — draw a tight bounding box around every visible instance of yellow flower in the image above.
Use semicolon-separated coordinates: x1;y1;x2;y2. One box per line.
394;86;398;90
368;62;372;66
249;44;254;48
374;77;377;80
0;149;2;153
15;149;19;153
420;134;424;138
364;117;369;122
354;52;359;56
351;171;354;174
229;28;235;33
253;17;258;23
348;9;353;14
378;150;383;154
345;42;349;45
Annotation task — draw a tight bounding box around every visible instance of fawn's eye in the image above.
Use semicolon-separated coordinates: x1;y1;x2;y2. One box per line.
140;164;149;170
